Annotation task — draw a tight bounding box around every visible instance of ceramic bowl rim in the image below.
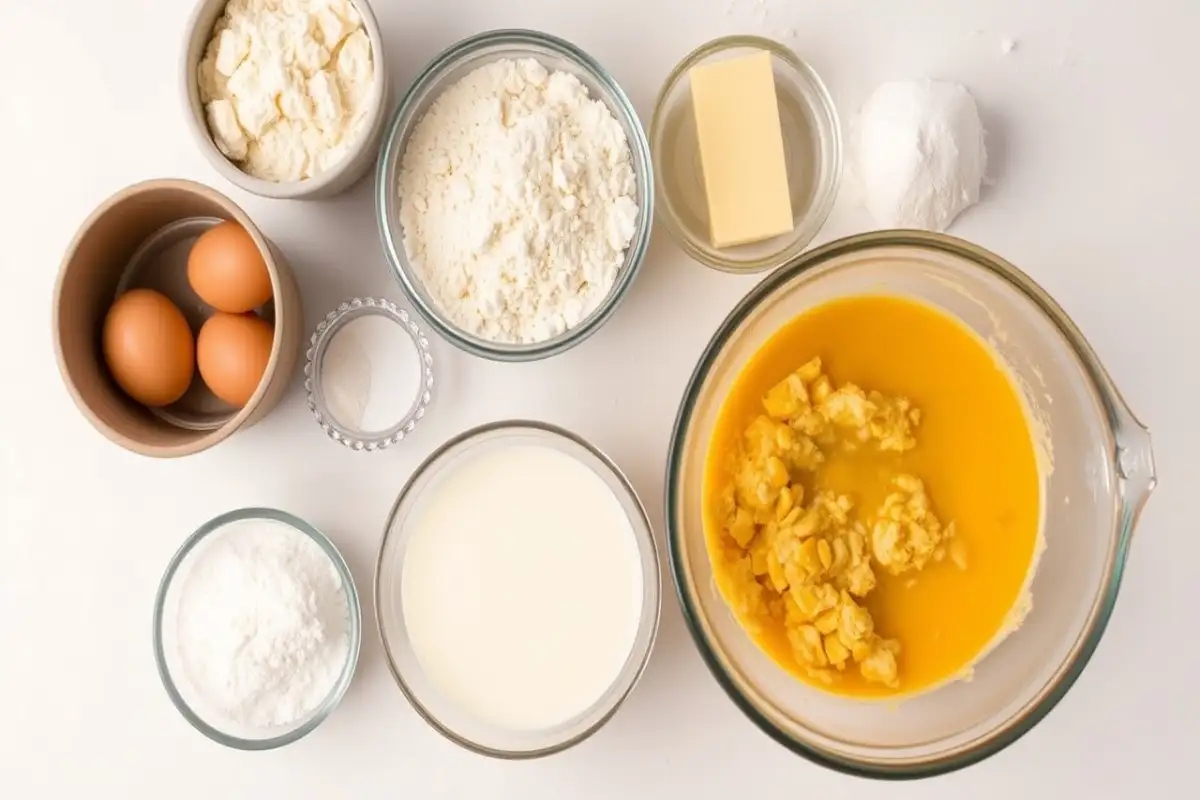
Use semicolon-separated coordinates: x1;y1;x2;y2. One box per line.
50;178;292;458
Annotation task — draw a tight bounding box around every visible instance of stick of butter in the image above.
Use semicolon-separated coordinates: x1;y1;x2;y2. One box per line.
689;51;794;248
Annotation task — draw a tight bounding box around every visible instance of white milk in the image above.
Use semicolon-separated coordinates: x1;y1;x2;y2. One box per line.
401;443;644;731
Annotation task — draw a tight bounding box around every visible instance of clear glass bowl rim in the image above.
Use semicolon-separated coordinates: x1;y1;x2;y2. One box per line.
373;419;663;758
664;229;1156;779
649;34;843;273
303;296;435;451
374;29;654;362
151;507;363;751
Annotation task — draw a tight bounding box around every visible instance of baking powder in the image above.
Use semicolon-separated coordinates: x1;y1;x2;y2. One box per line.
321;314;421;433
855;80;987;232
175;517;350;728
397;58;640;344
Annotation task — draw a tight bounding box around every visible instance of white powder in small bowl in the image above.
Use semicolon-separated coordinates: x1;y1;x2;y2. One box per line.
320;314;421;434
855;80;987;232
174;517;350;729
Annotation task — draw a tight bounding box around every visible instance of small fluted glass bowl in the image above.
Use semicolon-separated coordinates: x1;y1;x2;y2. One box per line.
304;297;434;452
667;231;1156;778
152;508;362;750
376;29;653;362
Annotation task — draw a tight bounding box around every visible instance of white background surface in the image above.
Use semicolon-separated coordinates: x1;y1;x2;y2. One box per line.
2;0;1196;796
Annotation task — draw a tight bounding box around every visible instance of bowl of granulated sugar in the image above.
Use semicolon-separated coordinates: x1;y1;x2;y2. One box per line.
152;507;361;750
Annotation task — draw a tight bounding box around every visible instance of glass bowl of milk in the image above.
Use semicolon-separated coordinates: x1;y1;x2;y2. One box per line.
375;421;661;757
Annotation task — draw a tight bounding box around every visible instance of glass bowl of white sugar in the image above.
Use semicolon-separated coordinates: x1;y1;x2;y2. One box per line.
376;30;654;362
152;508;362;750
375;421;662;758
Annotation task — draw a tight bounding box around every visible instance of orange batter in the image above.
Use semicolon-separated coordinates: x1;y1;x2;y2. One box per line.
703;295;1041;698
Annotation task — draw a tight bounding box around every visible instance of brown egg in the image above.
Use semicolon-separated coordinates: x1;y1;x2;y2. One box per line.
187;221;273;313
102;289;195;407
196;312;274;408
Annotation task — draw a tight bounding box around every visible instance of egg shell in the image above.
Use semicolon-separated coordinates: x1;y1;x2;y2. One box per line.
196;312;275;408
102;289;195;407
187;221;273;313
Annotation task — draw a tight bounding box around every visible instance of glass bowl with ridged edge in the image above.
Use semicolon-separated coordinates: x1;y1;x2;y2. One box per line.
304;297;435;452
376;29;653;362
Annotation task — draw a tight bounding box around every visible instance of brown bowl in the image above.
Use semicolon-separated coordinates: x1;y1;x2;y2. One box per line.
52;178;303;457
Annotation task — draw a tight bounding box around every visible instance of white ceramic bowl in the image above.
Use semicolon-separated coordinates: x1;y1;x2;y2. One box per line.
180;0;390;199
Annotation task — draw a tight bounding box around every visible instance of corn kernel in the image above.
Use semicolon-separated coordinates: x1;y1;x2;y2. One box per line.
766;456;789;488
824;633;851;666
796;357;823;383
817;538;833;570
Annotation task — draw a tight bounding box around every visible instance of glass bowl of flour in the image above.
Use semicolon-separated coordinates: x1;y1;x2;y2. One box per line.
376;30;654;361
152;508;362;750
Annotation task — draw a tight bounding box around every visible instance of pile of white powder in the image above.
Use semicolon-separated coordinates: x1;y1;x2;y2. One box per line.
175;517;350;729
397;58;640;344
855;79;987;232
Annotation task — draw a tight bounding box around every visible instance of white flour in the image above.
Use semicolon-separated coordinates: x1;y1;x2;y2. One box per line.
176;518;349;729
321;314;420;433
398;58;639;344
855;80;987;232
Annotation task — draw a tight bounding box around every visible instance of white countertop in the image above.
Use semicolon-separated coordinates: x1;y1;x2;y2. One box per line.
2;0;1196;796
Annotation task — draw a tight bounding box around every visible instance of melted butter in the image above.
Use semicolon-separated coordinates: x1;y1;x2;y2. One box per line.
703;295;1043;699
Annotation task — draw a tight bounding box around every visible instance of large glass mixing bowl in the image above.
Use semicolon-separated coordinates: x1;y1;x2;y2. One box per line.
665;230;1156;778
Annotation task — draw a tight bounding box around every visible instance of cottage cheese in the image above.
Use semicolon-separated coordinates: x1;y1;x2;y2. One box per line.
397;59;640;344
198;0;375;182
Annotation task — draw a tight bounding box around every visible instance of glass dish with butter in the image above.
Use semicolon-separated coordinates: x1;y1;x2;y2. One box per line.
651;36;841;272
